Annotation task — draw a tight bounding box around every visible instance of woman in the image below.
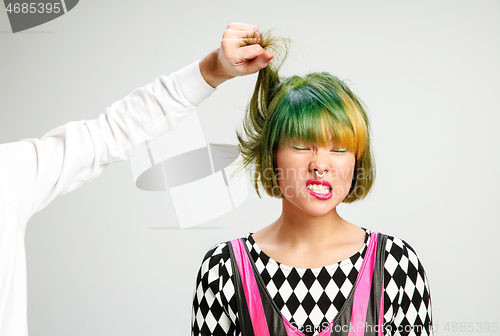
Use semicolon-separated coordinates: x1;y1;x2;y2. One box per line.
192;24;432;336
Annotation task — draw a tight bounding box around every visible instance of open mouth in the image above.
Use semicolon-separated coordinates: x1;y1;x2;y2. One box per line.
306;179;333;200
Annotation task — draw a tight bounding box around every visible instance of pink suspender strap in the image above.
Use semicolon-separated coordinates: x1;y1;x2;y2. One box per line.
282;314;306;336
230;239;271;336
348;232;378;336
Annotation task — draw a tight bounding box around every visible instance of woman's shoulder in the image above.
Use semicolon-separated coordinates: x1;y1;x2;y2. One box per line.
200;241;231;266
377;231;430;289
196;235;254;292
381;232;423;262
367;228;420;255
199;234;251;269
378;231;432;328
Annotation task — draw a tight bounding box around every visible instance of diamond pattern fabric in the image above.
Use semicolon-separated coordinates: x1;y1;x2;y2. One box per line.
191;228;433;336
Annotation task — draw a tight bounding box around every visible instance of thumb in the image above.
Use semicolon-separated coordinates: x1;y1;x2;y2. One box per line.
246;51;274;74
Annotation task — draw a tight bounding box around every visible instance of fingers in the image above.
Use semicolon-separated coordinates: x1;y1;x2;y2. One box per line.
222;37;261;46
228;45;273;73
244;50;274;74
231;44;266;64
223;28;260;38
217;22;274;79
222;30;261;49
226;22;259;33
222;23;261;48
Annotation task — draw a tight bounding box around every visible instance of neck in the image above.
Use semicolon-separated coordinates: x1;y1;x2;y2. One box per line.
271;198;349;249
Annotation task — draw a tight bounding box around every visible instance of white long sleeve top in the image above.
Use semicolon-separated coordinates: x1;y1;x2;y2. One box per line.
0;61;216;336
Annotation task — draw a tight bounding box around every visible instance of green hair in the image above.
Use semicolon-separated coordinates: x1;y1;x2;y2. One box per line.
234;32;375;203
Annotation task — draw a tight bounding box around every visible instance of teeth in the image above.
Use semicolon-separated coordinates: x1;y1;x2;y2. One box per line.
307;184;331;194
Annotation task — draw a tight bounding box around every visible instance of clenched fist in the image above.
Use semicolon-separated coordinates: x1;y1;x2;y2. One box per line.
200;23;274;88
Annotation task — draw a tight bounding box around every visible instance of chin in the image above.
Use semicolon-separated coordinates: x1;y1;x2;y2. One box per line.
304;208;336;217
295;198;343;217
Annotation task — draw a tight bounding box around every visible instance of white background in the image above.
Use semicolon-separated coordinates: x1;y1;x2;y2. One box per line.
1;0;499;335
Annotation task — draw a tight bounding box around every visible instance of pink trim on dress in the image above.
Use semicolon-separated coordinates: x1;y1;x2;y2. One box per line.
348;233;378;336
232;232;383;336
231;239;271;336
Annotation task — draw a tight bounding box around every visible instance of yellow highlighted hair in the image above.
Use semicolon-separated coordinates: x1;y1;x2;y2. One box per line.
234;32;375;203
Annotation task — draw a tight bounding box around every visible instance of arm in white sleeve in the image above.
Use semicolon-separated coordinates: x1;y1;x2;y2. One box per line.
0;60;215;223
0;60;215;336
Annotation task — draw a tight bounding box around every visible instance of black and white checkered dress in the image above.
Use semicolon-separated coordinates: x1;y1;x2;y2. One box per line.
191;228;433;336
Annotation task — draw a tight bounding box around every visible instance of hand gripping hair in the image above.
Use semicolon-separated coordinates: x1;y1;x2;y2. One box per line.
234;31;375;203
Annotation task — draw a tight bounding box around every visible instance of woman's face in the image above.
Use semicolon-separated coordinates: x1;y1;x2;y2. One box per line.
275;137;356;217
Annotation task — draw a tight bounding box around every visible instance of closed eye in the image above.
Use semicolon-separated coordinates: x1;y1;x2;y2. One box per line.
332;149;348;153
291;145;309;151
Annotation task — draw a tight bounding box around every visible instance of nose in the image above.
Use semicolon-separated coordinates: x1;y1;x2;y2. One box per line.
309;149;330;178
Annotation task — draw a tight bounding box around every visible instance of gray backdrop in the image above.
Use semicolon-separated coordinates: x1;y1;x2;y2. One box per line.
1;0;499;335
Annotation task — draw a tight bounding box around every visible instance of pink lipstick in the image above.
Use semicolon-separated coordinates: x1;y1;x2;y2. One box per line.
306;179;333;200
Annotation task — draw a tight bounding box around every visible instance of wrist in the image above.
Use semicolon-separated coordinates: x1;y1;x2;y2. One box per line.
199;49;234;88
